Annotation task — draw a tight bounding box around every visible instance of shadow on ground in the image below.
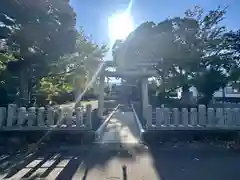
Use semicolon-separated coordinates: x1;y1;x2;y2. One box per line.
1;136;240;180
0;142;148;179
147;142;240;180
0;146;86;179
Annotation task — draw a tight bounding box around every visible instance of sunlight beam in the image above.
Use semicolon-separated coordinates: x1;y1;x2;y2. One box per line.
108;0;134;41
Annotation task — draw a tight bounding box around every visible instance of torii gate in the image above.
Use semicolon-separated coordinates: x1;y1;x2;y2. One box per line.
95;60;158;118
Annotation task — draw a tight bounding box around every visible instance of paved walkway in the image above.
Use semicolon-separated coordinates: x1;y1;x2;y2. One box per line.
98;110;141;144
0;144;159;180
3;143;240;180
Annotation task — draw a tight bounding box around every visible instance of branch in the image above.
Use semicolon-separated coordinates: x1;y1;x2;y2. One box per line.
46;64;84;78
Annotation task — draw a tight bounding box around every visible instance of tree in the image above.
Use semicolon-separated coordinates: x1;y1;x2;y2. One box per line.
37;30;108;102
114;6;239;104
0;0;77;105
112;39;123;65
223;30;240;83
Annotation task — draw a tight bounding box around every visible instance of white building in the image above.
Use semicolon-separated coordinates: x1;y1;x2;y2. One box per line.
177;86;240;101
213;86;240;98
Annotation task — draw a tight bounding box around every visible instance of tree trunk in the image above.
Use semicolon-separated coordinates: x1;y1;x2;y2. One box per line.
181;84;191;104
19;67;29;106
19;46;30;106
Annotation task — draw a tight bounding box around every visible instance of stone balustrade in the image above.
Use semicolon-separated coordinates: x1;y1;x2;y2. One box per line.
145;104;240;130
0;104;92;130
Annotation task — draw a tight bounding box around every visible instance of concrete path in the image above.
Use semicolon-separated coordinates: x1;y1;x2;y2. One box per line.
98;110;141;144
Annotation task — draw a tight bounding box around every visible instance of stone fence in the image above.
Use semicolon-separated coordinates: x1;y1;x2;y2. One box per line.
144;105;240;130
0;104;92;130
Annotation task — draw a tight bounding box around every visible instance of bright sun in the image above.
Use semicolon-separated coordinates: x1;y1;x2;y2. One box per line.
108;12;134;40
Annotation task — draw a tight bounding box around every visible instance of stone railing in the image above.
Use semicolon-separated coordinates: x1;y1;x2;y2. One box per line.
0;104;92;130
145;105;240;130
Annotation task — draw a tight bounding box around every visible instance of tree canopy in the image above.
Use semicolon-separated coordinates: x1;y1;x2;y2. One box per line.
39;30;108;100
113;6;240;104
0;0;107;106
2;2;240;106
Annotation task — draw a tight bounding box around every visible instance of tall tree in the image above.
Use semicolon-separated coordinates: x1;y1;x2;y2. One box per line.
114;6;239;104
223;30;240;83
0;0;77;105
38;30;108;102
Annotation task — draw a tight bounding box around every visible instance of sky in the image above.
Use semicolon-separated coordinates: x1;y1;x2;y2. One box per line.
70;0;240;85
70;0;240;45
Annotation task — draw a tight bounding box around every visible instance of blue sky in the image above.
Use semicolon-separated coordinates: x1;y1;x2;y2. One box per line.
70;0;240;45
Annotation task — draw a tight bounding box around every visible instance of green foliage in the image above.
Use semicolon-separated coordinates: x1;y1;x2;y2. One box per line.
223;30;240;83
0;52;16;71
0;0;107;105
39;76;73;99
37;30;107;101
0;0;77;105
114;6;240;104
1;0;77;56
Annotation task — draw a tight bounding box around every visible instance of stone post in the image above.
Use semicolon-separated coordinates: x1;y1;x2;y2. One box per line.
163;108;170;125
198;105;207;126
225;108;232;126
47;107;55;126
173;108;179;126
66;107;72;127
28;107;36;127
76;107;83;127
0;107;6;127
141;78;149;119
182;108;188;126
17;107;26;126
146;105;152;128
156;107;163;126
216;108;224;126
233;108;239;126
236;108;240;126
93;80;98;95
86;104;92;128
190;108;197;126
7;104;17;127
207;108;214;125
37;107;45;126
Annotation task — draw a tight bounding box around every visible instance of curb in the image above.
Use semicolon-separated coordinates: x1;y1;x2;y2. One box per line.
95;104;120;141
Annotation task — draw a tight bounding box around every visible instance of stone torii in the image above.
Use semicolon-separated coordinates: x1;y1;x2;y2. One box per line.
95;60;158;118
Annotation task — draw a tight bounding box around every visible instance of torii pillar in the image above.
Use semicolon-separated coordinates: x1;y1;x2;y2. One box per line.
141;77;149;118
97;74;105;118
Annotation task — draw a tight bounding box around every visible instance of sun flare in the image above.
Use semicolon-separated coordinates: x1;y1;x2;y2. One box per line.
108;12;134;40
